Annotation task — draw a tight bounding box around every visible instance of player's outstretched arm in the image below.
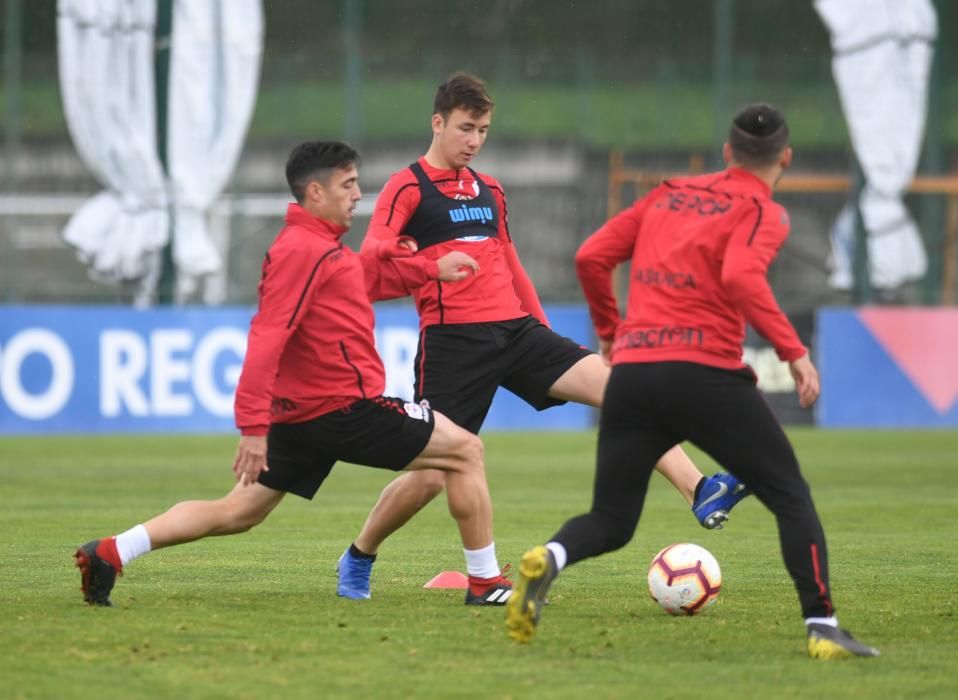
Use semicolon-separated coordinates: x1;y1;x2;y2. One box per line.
788;353;820;408
502;238;550;327
364;235;419;260
721;202;806;364
363;250;478;301
488;180;550;327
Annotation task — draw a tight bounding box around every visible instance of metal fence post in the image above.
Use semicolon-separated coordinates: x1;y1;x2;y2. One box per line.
712;0;734;168
920;0;949;304
3;0;22;301
343;0;363;145
852;160;872;305
155;0;174;305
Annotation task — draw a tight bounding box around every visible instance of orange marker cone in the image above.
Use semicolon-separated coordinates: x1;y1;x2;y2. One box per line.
422;571;468;589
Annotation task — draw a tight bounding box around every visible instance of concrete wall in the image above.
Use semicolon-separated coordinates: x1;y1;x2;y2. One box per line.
0;141;882;310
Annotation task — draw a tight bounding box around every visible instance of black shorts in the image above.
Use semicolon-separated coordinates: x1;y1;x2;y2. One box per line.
260;396;435;499
413;315;592;433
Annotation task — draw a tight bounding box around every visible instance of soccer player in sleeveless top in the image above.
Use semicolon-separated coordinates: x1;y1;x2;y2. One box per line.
335;73;751;604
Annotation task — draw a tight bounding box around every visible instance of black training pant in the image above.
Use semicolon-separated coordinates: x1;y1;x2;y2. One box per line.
552;361;835;619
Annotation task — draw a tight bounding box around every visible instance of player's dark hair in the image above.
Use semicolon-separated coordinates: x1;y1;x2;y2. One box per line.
728;103;789;168
285;141;360;202
433;72;494;121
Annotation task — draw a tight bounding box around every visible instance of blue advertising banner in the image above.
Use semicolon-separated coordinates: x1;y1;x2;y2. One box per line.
0;305;594;434
816;307;958;427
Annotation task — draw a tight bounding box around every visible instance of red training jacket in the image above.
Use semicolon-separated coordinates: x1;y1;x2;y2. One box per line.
234;203;440;435
360;157;548;328
575;167;806;369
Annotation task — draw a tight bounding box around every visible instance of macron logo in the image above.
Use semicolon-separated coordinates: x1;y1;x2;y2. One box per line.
449;204;494;225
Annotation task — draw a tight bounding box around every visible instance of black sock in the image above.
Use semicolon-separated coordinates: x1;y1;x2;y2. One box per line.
349;543;376;561
693;477;707;503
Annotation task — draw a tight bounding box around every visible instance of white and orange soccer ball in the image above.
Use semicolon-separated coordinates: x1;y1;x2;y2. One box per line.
647;543;722;615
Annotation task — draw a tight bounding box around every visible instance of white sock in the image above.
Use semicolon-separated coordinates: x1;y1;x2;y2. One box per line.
805;616;839;628
463;542;500;579
546;542;568;571
115;524;152;567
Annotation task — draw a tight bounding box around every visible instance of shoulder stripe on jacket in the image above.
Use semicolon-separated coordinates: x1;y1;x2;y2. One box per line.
704;172;732;189
487;183;511;242
663;178;737;198
339;340;366;398
386;182;420;228
287;244;342;329
436;280;445;324
746;197;763;246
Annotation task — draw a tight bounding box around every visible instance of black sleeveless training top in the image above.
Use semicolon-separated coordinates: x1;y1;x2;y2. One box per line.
402;161;500;250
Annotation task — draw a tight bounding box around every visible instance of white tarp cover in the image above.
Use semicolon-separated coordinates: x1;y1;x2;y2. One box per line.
167;0;263;302
57;0;169;301
57;0;263;305
815;0;938;291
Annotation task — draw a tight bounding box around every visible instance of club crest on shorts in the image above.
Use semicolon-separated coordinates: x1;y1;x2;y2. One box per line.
404;401;430;422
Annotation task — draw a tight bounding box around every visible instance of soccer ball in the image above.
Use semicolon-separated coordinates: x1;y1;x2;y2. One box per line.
647;543;722;615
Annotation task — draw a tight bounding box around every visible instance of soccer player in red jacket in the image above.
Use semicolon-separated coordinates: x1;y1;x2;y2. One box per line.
336;72;750;602
73;141;513;607
505;105;879;659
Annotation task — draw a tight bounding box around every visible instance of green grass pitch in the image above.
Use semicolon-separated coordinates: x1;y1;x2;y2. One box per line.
2;429;956;699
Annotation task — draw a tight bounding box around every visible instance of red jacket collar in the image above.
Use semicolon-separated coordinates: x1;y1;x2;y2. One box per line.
418;155;466;179
285;202;348;240
725;167;773;198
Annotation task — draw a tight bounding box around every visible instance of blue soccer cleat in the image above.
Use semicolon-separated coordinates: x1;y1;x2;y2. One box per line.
692;473;751;529
336;548;373;600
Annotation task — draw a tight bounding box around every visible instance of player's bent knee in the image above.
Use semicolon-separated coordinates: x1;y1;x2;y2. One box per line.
418;469;446;498
437;414;483;461
414;412;485;474
223;502;270;533
443;432;484;477
601;528;635;553
219;485;280;533
595;511;639;553
458;432;484;469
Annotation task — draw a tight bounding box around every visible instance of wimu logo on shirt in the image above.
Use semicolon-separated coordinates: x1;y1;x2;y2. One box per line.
448;203;495;224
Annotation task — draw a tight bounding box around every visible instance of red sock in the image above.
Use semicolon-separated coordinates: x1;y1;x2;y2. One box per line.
467;574;510;595
95;537;123;573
